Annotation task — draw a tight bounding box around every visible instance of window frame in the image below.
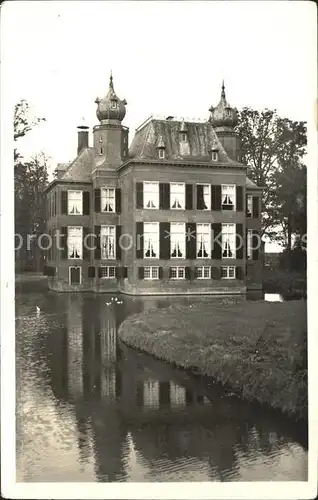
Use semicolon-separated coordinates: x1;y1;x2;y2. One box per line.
247;229;253;260
144;222;159;259
170;222;186;259
196;266;211;280
68;190;83;215
100;266;116;279
181;133;187;143
143;266;159;280
158;149;165;159
221;266;236;279
196;223;211;258
197;183;211;211
170;266;186;280
221;184;236;211
111;100;117;109
143;181;159;210
246;195;253;217
101;187;116;213
221;223;236;259
170;182;185;210
67;226;83;260
100;225;116;260
211;151;219;162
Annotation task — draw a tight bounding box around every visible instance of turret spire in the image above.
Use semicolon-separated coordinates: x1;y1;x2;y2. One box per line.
109;71;114;91
208;81;237;129
221;80;226;101
95;73;127;122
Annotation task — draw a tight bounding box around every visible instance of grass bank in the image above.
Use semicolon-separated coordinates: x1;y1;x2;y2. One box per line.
118;299;307;420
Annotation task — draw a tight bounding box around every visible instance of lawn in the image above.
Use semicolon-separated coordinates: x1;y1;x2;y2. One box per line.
118;299;307;420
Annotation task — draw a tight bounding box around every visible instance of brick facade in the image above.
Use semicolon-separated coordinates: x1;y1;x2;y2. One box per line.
44;77;263;295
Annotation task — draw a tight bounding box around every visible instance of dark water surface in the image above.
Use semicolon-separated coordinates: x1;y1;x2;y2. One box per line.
16;288;307;482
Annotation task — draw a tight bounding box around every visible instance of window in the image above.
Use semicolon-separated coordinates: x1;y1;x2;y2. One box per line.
101;188;115;212
101;226;116;260
99;136;103;143
181;133;187;142
143;379;159;408
53;192;57;216
226;109;231;117
170;267;185;279
196;223;211;258
247;195;253;217
144;267;159;280
159;149;165;159
143;182;159;209
99;147;104;155
170;222;185;258
144;222;159;258
170;183;185;209
247;229;253;259
222;223;236;258
221;184;236;210
197;184;211;210
68;226;83;259
197;266;211;279
211;151;218;161
221;266;236;279
68;191;82;215
111;100;117;109
100;266;116;279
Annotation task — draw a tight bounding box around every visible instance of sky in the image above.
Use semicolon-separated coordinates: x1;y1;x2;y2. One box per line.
1;0;317;250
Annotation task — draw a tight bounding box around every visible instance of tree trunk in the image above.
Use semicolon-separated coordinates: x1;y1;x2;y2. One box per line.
287;214;292;252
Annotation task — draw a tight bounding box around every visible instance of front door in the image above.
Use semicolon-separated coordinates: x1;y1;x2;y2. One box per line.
69;266;81;285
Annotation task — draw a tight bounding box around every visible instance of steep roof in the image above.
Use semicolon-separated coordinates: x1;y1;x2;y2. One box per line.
129;118;242;167
246;177;262;190
60;147;94;182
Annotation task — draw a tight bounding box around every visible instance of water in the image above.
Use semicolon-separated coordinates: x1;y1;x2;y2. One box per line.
15;287;307;482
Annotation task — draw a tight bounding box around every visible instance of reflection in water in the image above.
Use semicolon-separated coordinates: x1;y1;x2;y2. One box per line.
264;293;283;302
15;291;308;482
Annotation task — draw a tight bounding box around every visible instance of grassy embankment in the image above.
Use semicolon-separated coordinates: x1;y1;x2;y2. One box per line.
118;299;307;420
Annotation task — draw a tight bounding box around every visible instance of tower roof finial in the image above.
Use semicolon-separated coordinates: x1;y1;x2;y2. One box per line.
221;79;226;100
109;70;114;90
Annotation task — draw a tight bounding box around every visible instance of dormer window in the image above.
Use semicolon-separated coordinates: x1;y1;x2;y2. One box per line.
181;133;187;143
226;109;231;117
211;150;218;162
159;149;165;159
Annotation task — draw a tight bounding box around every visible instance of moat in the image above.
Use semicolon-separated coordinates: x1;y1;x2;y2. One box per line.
16;284;307;481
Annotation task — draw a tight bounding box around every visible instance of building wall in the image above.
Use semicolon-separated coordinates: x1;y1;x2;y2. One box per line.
246;188;263;289
46;162;262;294
118;163;249;294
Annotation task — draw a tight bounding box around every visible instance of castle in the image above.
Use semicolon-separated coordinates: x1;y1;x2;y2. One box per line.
44;75;263;295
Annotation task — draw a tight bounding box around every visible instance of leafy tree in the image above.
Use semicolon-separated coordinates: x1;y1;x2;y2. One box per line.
275;163;307;250
235;108;307;242
14;100;46;165
14;100;48;271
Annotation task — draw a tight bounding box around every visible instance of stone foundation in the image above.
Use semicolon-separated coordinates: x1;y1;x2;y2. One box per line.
48;276;250;295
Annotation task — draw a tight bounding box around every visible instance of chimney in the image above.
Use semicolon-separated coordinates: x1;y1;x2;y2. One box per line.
77;123;89;155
